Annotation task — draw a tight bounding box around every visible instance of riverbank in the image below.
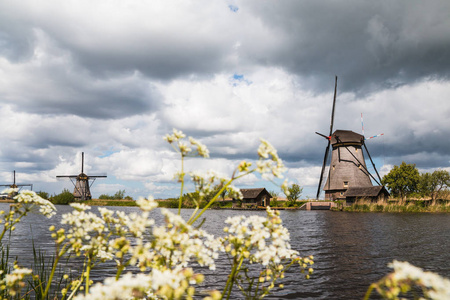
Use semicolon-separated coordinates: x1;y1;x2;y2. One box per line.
83;199;137;206
339;200;450;212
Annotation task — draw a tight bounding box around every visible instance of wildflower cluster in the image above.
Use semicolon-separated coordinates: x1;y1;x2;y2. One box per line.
0;263;32;297
164;129;209;158
190;171;242;202
125;207;221;273
73;269;207;300
220;207;314;298
365;260;450;300
0;188;56;242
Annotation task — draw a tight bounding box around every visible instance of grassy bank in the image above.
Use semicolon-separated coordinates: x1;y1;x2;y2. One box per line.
341;200;450;213
83;199;138;207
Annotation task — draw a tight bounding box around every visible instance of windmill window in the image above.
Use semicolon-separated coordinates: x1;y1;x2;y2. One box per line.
340;192;344;196
343;181;349;188
355;148;358;152
358;164;362;169
332;165;336;170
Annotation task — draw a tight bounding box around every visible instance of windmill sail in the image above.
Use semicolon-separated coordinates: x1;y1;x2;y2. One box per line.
316;76;338;199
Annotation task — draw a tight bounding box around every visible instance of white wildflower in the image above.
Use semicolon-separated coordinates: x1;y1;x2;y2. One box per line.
136;196;158;211
10;190;56;218
189;137;210;158
388;260;450;299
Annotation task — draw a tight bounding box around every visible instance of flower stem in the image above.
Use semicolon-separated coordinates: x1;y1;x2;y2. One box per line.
42;243;68;298
363;283;376;300
85;257;92;295
116;265;125;281
42;255;60;298
222;255;245;300
189;181;230;225
178;156;185;215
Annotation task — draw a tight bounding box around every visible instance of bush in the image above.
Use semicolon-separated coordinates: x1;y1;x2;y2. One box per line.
49;188;75;205
36;191;49;200
99;190;131;200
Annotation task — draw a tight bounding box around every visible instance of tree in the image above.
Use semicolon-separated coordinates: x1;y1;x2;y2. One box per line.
269;190;279;207
99;190;129;200
36;191;49;200
381;162;420;202
113;190;126;199
286;183;303;206
419;170;450;203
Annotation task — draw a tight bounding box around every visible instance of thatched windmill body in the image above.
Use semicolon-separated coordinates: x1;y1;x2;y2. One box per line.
316;77;383;200
57;152;106;200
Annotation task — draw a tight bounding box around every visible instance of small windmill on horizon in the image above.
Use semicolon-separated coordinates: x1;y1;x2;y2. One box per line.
0;170;33;191
56;152;107;200
315;77;387;201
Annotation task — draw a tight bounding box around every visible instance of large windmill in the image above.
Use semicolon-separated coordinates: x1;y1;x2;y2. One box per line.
315;77;384;201
0;170;33;191
56;152;107;201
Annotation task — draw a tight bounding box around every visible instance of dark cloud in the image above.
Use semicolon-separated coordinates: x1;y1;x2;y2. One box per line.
242;1;450;95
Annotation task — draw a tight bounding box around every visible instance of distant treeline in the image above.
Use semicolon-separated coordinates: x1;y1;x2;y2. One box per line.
36;189;134;205
381;162;450;203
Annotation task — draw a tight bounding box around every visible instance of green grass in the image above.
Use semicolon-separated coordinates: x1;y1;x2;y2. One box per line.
342;200;450;213
84;199;138;207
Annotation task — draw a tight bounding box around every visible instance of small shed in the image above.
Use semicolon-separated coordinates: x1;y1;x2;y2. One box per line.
345;186;390;204
234;188;272;208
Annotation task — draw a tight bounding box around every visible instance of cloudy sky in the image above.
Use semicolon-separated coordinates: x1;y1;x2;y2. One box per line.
1;0;449;199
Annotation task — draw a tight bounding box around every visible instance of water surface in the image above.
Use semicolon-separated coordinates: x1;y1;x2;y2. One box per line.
2;204;449;299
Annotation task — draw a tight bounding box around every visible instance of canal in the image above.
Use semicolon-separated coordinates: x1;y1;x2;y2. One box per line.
2;204;449;299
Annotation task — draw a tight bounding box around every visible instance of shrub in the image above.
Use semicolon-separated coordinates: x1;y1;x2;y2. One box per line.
50;188;75;205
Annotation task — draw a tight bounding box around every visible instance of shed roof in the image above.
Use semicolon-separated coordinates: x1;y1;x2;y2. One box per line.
345;186;389;197
240;188;271;199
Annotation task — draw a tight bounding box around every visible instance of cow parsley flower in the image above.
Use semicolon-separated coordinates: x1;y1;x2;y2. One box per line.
1;264;32;296
74;268;205;300
369;260;450;300
136;195;158;211
13;190;56;218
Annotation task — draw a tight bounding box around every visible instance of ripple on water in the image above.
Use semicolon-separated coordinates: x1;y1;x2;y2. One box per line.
1;204;449;299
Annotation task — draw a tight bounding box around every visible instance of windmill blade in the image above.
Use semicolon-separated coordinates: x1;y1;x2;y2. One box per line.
329;76;338;136
315;132;330;140
316;76;338;200
361;113;365;136
363;143;383;183
316;141;331;199
366;133;384;140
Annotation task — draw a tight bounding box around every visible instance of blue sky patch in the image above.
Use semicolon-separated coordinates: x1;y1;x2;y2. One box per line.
228;5;239;12
230;73;252;86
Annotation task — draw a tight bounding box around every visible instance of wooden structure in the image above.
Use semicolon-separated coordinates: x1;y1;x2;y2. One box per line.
316;77;386;201
345;186;390;204
56;152;106;200
300;201;338;210
234;188;271;208
323;130;374;200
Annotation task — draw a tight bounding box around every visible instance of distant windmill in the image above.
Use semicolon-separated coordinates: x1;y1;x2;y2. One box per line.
315;77;383;200
56;152;107;200
0;170;33;191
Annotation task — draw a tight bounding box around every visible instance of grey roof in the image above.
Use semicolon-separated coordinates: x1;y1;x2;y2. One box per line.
240;188;270;199
345;186;389;197
331;130;364;145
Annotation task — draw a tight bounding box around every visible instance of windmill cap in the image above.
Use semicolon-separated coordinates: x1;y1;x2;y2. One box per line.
331;130;364;145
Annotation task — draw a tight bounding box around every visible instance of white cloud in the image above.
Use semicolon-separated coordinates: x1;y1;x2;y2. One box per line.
0;1;449;199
